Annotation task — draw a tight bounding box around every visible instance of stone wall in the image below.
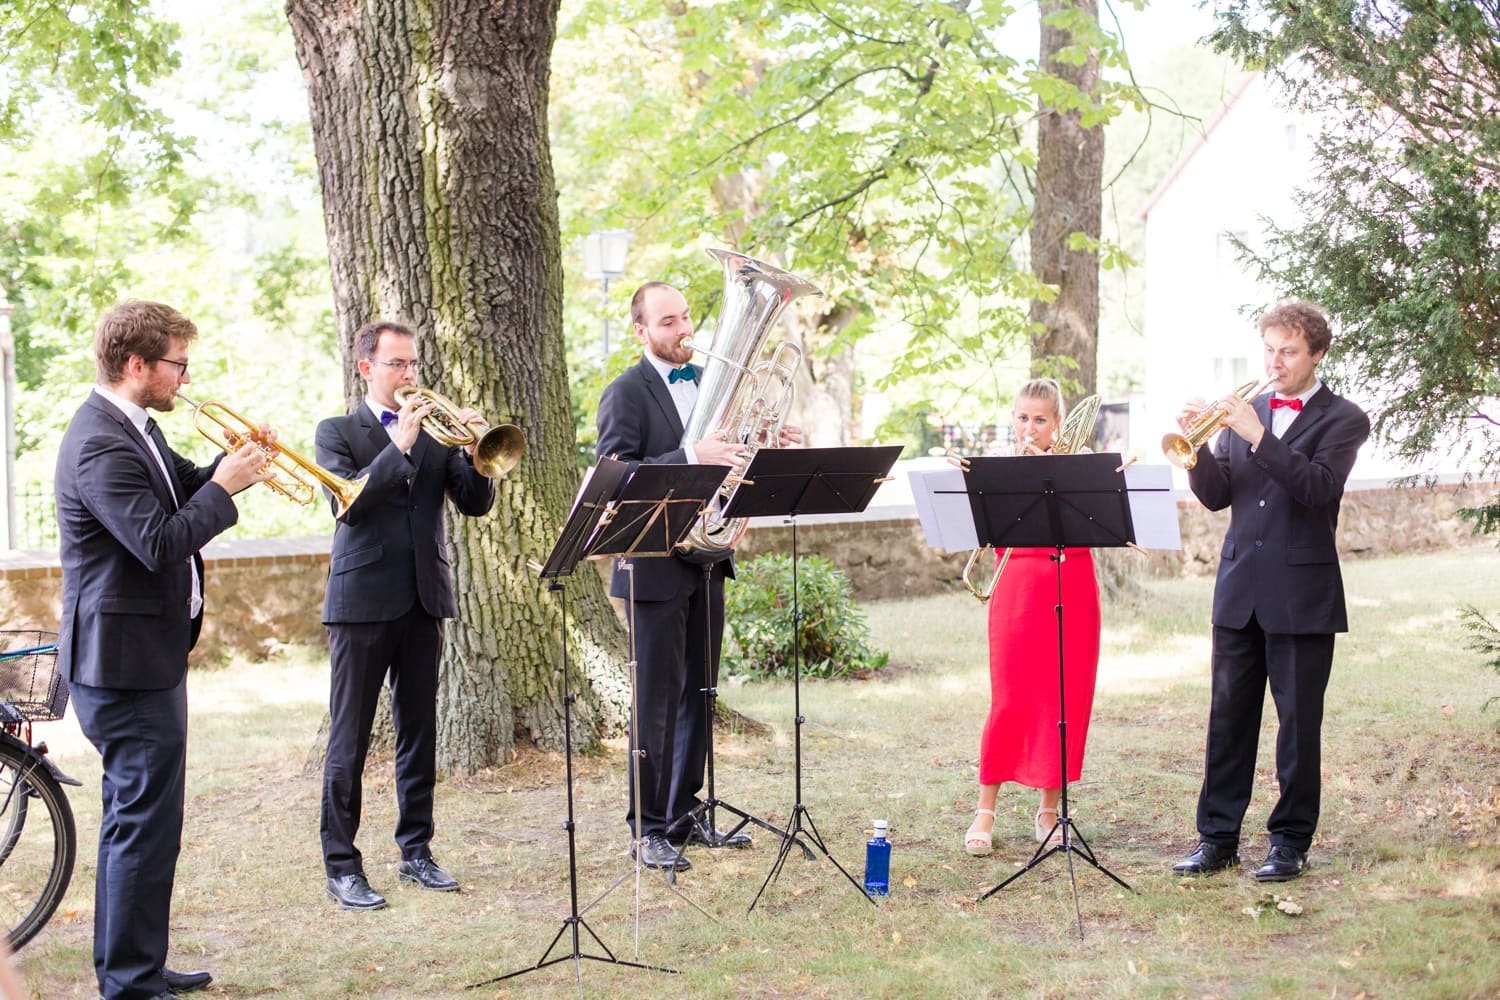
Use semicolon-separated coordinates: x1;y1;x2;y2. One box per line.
3;480;1492;662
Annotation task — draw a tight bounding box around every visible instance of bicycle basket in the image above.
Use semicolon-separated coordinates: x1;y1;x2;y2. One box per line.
0;630;66;722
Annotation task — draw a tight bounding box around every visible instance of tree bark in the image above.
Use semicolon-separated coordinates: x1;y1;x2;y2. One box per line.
1030;0;1103;399
286;0;629;771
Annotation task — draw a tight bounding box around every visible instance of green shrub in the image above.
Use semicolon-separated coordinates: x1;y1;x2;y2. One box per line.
724;554;888;680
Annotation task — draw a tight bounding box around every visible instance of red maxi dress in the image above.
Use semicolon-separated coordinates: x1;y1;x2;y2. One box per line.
979;547;1101;788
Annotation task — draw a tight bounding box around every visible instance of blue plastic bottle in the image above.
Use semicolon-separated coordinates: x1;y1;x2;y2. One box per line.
863;819;891;897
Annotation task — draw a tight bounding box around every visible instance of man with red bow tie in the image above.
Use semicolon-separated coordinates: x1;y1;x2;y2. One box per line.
1170;301;1370;883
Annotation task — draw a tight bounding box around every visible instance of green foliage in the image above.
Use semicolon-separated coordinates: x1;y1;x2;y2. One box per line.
1207;1;1500;529
724;553;888;680
552;0;1148;428
872;402;944;460
1459;604;1500;714
1;3;339;542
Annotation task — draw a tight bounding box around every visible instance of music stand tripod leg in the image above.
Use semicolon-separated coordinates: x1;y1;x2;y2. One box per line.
578;560;720;963
470;580;676;991
748;516;874;912
667;561;798;855
973;544;1132;938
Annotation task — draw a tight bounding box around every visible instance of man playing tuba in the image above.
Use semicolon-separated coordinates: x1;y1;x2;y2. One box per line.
595;275;804;872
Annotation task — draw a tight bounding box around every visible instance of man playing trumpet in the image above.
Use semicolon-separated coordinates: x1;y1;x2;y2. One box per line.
315;320;496;909
56;299;274;999
1171;301;1369;883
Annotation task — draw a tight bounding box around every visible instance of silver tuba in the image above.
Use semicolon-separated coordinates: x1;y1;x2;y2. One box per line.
674;248;822;563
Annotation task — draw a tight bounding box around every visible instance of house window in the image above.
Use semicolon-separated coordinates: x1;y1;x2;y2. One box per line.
1213;356;1250;387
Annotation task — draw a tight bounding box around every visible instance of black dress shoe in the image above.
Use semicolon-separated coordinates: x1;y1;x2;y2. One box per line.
162;967;213;992
1171;841;1241;876
327;872;388;910
1255;845;1308;882
635;834;691;871
399;855;460;892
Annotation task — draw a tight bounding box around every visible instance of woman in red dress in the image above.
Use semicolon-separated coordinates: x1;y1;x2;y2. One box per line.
965;379;1102;856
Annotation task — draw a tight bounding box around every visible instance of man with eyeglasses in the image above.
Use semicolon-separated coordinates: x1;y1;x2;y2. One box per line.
55;299;273;999
314;320;496;910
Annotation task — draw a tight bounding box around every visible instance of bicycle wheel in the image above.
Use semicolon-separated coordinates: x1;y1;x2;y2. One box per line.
0;738;76;950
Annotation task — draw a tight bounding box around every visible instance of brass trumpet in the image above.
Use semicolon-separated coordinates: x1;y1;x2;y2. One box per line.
1161;378;1271;470
393;386;524;478
176;392;368;518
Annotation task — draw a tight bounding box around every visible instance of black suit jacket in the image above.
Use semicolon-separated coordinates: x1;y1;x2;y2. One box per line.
54;393;238;689
595;357;732;601
316;404;496;624
1187;385;1370;634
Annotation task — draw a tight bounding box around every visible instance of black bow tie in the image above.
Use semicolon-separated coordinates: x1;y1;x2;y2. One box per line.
668;366;698;385
144;417;158;435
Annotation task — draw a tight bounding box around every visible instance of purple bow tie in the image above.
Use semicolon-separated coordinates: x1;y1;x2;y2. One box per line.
380;410;398;427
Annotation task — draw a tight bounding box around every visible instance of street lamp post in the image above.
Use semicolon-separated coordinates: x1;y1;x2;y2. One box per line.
582;229;632;357
0;290;15;550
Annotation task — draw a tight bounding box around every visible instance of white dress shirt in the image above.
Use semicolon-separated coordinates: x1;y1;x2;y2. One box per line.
643;352;700;462
1270;379;1321;439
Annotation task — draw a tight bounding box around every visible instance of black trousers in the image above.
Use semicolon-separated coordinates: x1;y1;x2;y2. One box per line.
1196;615;1335;854
321;608;442;877
624;565;725;839
70;677;188;1000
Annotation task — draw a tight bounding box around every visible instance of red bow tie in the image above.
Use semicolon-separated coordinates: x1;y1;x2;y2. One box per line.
1270;397;1303;411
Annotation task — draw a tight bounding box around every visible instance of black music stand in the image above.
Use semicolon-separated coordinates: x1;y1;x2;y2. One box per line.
956;452;1136;937
726;445;903;911
574;463;728;935
472;459;723;991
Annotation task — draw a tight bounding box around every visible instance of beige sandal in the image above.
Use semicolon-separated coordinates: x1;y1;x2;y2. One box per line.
1034;805;1062;845
965;808;997;857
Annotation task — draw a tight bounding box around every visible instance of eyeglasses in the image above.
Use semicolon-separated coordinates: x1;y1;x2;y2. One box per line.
369;359;421;375
154;357;189;377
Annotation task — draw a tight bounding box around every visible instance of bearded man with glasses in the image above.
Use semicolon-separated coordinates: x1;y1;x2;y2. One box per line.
55;299;273;999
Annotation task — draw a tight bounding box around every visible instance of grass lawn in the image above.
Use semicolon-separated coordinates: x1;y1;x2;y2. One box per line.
15;546;1500;999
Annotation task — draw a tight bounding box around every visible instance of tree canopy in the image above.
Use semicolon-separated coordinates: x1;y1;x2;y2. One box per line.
1208;0;1500;527
554;0;1148;434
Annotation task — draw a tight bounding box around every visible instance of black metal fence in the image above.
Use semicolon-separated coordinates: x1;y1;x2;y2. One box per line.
15;483;56;549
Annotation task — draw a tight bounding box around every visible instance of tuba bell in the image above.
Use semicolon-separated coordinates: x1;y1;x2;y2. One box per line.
674;248;822;563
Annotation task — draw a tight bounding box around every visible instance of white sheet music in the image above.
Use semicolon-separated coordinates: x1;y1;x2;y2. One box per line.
1123;464;1182;551
908;467;979;552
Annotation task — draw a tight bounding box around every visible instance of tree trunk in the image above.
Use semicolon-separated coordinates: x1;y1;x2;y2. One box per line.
286;0;629;771
1030;0;1103;399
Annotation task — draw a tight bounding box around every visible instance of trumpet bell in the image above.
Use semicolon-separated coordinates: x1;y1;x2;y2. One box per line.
1161;378;1270;470
321;470;368;519
472;423;525;478
1161;431;1200;470
394;385;524;478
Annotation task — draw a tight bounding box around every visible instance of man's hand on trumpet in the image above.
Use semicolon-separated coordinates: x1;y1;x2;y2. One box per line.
453;406;486;457
776;423;804;447
218;422;278;455
211;435;278;495
392;391;435;454
1176;397;1210;434
1215;389;1266;448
